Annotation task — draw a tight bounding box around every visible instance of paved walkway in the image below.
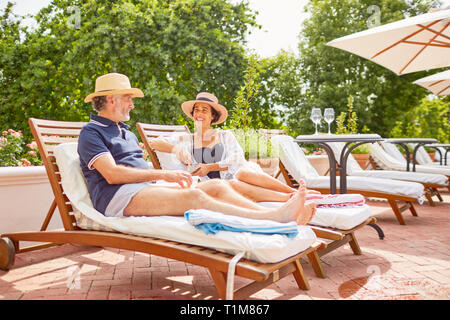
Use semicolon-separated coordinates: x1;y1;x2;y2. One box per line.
1;190;449;300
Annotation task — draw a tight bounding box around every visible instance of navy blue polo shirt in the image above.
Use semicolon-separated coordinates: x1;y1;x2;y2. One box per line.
78;114;150;215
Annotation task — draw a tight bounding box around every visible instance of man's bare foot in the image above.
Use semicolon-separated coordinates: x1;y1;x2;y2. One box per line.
296;202;316;225
272;179;316;225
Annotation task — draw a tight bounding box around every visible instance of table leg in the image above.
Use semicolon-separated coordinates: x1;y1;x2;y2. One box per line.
412;143;425;172
340;141;372;194
318;143;337;194
429;147;443;165
394;143;410;171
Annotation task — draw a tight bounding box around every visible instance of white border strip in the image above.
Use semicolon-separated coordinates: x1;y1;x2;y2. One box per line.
88;152;110;170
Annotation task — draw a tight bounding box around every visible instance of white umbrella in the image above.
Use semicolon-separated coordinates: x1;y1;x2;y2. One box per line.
413;69;450;95
326;8;450;75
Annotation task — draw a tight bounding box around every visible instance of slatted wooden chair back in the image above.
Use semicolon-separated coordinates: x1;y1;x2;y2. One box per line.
28;118;87;231
136;123;190;169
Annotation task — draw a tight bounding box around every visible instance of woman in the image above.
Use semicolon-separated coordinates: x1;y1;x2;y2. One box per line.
149;92;300;202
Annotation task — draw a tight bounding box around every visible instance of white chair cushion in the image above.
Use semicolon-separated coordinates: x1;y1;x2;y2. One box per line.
327;142;448;186
373;143;450;176
306;176;424;199
271;135;320;180
260;202;372;230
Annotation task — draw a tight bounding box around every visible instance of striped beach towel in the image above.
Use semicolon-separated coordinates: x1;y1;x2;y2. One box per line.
184;209;299;238
305;193;365;208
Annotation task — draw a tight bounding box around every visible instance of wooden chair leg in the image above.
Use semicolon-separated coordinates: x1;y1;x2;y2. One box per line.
292;260;310;290
208;268;227;300
387;199;406;225
348;232;362;255
433;188;443;202
425;191;436;207
307;250;326;278
408;202;418;217
40;199;57;231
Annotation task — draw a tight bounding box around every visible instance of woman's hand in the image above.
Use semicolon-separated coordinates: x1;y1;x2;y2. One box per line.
173;145;193;166
190;163;211;177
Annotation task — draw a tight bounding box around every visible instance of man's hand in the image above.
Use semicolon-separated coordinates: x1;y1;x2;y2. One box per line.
162;170;193;188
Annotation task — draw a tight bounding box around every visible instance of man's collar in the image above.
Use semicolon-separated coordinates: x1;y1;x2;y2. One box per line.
90;114;130;130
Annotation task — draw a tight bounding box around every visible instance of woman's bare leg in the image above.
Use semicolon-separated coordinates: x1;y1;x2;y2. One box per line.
235;168;296;194
228;179;291;202
123;184;315;225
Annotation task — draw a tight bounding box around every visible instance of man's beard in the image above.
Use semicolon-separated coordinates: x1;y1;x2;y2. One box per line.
115;98;130;121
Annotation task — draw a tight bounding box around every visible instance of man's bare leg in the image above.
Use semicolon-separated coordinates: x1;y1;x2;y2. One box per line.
124;184;315;224
195;179;265;210
235;168;296;194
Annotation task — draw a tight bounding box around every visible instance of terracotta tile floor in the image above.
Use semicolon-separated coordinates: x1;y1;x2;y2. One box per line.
1;190;449;300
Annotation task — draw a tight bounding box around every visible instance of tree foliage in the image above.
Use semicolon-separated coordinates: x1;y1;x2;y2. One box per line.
0;0;258;139
275;0;441;137
391;96;450;143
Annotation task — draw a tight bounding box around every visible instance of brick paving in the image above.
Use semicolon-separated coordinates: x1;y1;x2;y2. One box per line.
1;189;449;300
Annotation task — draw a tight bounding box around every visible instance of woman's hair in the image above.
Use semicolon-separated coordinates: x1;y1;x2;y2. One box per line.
191;103;220;124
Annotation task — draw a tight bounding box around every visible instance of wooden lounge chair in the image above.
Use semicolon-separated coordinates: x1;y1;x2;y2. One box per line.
136;122;377;258
136;123;190;169
0;118;327;300
273;135;421;226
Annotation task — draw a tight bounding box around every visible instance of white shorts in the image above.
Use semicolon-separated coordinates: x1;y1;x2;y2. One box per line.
104;182;152;217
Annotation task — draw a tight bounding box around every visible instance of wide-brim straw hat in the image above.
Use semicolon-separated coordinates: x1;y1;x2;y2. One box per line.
181;92;228;125
84;73;144;103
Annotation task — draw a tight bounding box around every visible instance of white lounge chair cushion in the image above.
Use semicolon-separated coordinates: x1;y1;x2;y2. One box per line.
434;147;449;163
53;142;317;263
271;135;320;180
272;136;424;199
414;145;450;167
326;142;448;186
414;145;433;166
306;176;424;199
348;170;448;186
374;142;450;176
259;202;372;230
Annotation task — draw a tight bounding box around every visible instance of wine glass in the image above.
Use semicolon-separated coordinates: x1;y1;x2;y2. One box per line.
310;108;322;135
324;108;335;134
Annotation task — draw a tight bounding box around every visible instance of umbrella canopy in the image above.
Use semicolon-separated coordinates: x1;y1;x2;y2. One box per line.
327;8;450;75
413;69;450;95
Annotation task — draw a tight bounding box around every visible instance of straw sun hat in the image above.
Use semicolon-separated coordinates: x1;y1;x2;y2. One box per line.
181;92;228;125
84;73;144;103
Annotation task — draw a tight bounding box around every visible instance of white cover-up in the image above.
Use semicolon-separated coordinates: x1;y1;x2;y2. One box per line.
327;142;448;186
376;142;450;176
53;142;317;263
156;130;264;180
271;135;425;200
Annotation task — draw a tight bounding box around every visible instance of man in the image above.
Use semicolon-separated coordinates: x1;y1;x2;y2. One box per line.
78;73;316;224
